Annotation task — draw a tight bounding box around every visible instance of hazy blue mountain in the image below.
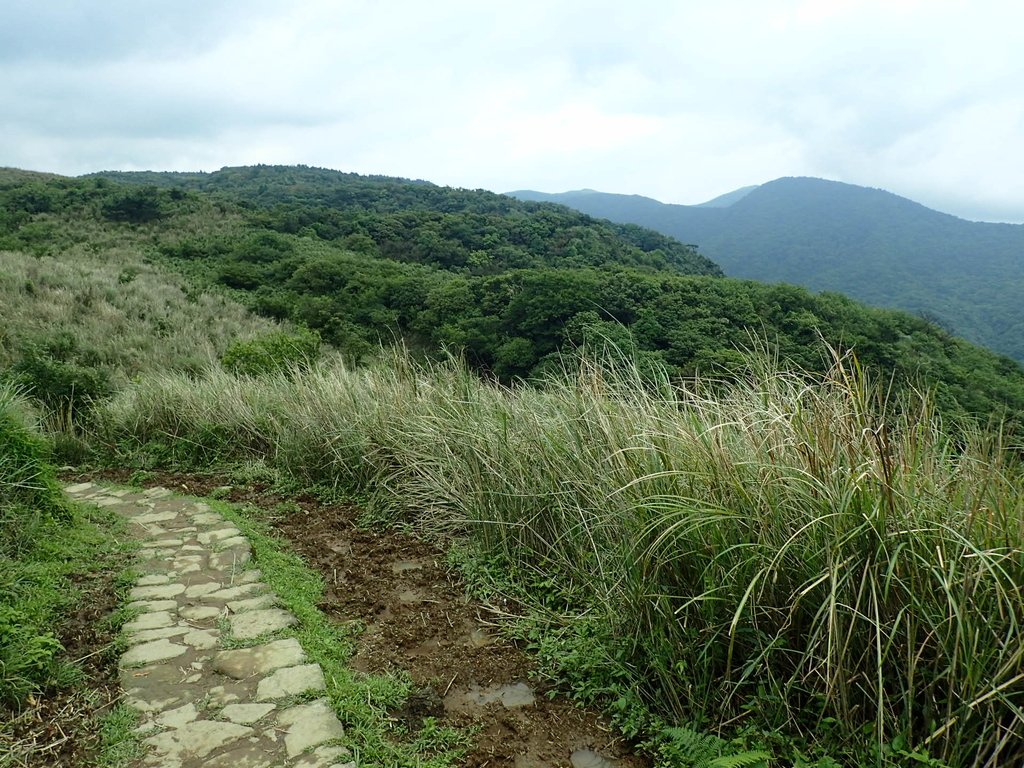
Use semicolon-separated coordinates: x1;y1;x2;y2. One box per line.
508;178;1024;362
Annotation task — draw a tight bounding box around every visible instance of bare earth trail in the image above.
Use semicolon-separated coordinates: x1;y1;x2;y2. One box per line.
67;476;644;768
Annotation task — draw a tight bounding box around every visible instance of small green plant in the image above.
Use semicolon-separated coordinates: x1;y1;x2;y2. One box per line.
220;329;320;377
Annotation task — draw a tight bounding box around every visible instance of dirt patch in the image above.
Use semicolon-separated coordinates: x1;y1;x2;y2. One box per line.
0;550;125;767
69;468;646;768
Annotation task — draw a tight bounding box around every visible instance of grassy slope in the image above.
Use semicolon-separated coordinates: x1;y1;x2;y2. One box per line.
86;349;1024;768
0;385;136;767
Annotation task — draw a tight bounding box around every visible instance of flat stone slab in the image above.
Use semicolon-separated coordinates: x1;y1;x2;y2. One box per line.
256;664;326;701
155;702;199;730
126;626;190;645
226;594;276;613
121;638;188;666
277;699;345;758
294;745;356;768
129;599;179;613
212;638;306;679
136;574;173;586
130;583;186;600
134;511;180;524
198;527;243;544
123;611;176;632
219;702;276;725
229;608;297;640
205;583;266;601
143;719;252;762
180;605;223;621
65;482;95;494
184;582;223;598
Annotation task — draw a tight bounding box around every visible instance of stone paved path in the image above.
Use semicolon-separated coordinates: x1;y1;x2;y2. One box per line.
65;482;355;768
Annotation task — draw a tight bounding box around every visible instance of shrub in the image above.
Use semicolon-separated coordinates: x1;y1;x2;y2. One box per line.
220;329;321;377
7;334;112;422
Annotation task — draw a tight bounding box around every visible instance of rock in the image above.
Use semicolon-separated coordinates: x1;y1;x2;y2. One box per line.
218;702;276;724
143;719;251;761
229;608;296;640
184;582;223;598
226;595;276;613
125;626;190;645
120;638;188;666
129;583;186;601
180;605;223;622
213;638;306;679
123;611;176;632
205;583;266;601
155;703;199;729
198;527;243;544
256;664;326;701
276;699;345;757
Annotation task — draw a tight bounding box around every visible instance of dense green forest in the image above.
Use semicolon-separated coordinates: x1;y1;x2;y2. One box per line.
512;177;1024;363
3;166;1024;429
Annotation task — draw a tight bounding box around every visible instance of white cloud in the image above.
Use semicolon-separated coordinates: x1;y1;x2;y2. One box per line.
1;0;1022;221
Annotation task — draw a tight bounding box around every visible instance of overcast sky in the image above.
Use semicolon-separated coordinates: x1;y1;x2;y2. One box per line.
2;0;1022;222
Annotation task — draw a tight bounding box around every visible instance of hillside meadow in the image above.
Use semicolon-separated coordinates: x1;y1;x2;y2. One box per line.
2;167;1024;766
82;344;1024;768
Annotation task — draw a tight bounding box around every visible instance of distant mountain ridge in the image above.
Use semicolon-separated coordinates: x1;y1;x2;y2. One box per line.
509;178;1024;362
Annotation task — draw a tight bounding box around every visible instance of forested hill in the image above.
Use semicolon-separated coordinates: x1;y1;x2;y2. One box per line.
87;166;720;277
510;178;1024;362
4;166;1024;426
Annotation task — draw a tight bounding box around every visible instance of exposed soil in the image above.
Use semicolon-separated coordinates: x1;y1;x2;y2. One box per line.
1;546;125;767
71;468;646;768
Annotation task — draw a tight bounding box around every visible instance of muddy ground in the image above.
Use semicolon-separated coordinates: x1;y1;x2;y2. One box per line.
71;469;646;768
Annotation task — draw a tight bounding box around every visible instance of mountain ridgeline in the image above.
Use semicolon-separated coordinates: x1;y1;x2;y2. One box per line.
2;165;1024;427
510;178;1024;363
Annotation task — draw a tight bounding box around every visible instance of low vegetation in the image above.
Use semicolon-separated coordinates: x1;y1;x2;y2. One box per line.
3;166;1024;766
0;384;134;766
86;346;1024;767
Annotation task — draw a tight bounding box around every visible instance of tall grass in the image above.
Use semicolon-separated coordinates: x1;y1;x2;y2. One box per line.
87;347;1024;766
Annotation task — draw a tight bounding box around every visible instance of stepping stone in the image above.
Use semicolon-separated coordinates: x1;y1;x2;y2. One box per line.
212;638;306;679
123;611;176;633
256;664;325;701
277;699;345;758
205;583;265;601
219;702;276;725
143;487;173;498
134;511;179;524
182;629;219;649
136;574;172;586
180;605;223;621
155;702;199;729
151;538;185;548
121;638;188;666
184;582;223;598
65;482;94;494
143;719;252;762
126;626;190;645
226;594;276;613
234;569;263;584
130;583;186;600
294;745;356;768
203;743;277;768
198;527;243;544
192;512;223;525
129;599;179;613
215;535;249;549
209;550;252;569
229;608;296;640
